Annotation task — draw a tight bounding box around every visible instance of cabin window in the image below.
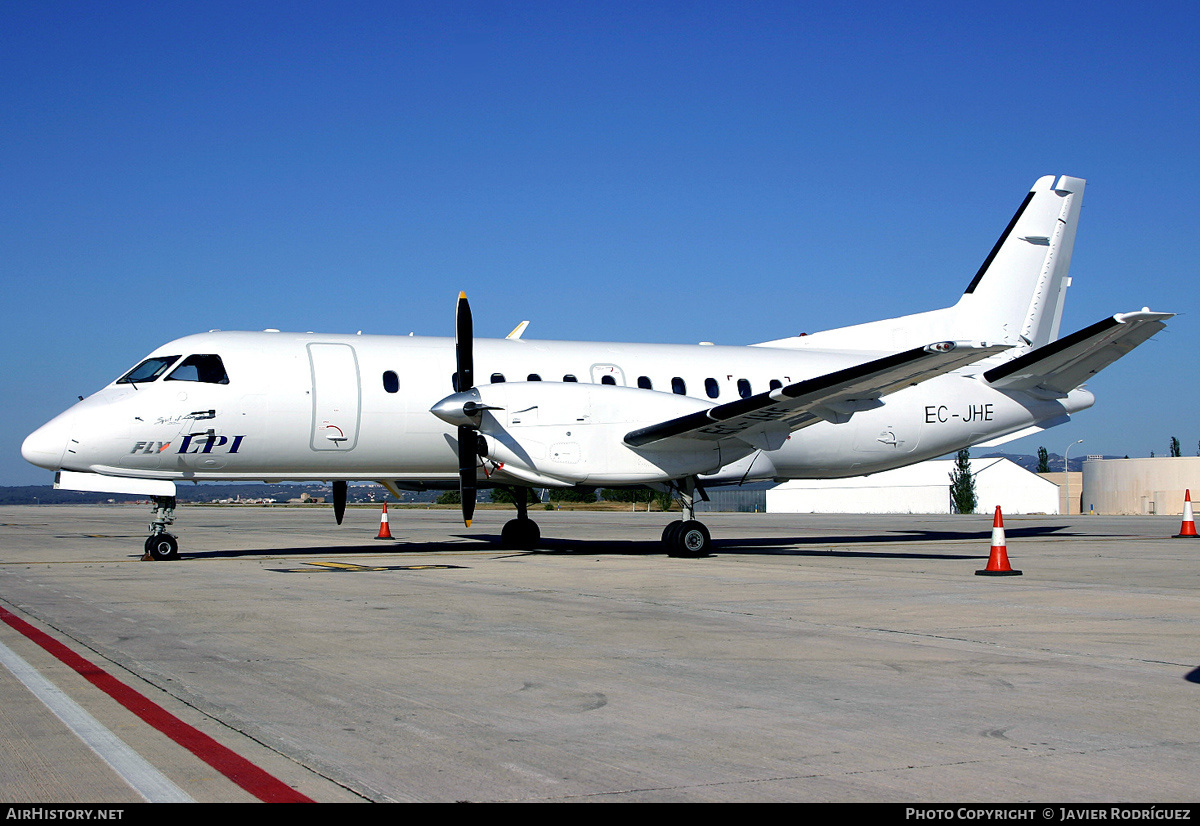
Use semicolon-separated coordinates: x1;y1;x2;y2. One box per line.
491;373;506;383
769;379;782;391
671;377;686;395
117;356;179;385
527;374;542;381
563;374;578;382
382;371;399;393
165;354;229;385
705;378;719;398
737;378;752;398
637;376;652;390
601;375;616;385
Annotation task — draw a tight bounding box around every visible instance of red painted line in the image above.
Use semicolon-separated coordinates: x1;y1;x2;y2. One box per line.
0;606;313;803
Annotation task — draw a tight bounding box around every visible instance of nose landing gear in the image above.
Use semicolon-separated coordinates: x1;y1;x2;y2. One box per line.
144;532;179;561
142;496;179;561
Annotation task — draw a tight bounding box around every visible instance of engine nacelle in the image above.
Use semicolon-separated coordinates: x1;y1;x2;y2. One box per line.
433;382;754;486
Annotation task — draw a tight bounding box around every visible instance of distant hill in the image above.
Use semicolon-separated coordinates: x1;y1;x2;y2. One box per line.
979;452;1115;473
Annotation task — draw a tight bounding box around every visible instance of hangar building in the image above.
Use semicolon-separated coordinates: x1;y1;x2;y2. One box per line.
766;458;1059;515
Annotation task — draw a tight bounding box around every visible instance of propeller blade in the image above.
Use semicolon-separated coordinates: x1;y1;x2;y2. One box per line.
455;291;473;392
455;293;477;526
333;480;347;525
458;425;477;526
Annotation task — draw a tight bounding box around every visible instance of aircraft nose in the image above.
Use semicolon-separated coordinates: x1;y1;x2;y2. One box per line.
21;417;70;470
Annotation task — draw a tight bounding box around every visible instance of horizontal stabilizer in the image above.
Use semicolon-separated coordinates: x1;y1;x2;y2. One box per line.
625;341;1006;449
984;310;1172;395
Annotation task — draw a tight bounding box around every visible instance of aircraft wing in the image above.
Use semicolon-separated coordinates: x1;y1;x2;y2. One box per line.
984;310;1173;396
624;341;1007;450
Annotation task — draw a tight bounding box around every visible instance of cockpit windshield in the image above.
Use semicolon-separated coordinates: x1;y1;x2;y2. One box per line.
165;354;229;385
117;356;180;385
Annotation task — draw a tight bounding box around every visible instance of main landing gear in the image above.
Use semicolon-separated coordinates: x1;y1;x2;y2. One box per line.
661;479;713;558
661;519;711;557
500;486;541;551
142;496;179;561
493;481;712;557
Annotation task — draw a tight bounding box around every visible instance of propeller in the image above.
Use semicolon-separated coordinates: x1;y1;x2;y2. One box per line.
455;292;477;527
333;480;347;525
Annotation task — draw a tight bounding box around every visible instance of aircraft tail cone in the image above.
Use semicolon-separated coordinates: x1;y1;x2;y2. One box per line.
374;503;394;540
1175;490;1199;538
976;506;1022;576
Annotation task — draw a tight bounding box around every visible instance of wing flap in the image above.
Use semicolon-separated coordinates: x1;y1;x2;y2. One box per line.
984;310;1172;395
624;341;1007;449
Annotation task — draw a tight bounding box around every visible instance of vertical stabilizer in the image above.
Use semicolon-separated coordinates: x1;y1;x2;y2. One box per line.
754;175;1087;354
953;174;1085;349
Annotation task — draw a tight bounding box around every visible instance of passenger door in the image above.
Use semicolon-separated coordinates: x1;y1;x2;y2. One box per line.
308;343;361;451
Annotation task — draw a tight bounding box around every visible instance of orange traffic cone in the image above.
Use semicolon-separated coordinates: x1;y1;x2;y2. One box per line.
1175;490;1199;538
976;506;1022;576
374;503;393;540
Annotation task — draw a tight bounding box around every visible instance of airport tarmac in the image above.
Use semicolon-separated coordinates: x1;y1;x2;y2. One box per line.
0;503;1198;803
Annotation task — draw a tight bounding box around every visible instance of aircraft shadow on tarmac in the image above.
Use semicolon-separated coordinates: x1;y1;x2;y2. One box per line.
711;525;1075;559
156;524;1075;562
531;525;1075;560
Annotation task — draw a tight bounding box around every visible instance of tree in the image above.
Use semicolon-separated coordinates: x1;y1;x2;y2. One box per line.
600;487;652;504
548;487;597;503
654;488;676;512
949;448;977;514
488;487;539;504
1170;437;1181;458
1037;446;1051;473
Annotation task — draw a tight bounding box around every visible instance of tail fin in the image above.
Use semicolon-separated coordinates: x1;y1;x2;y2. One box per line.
952;174;1085;350
755;175;1086;352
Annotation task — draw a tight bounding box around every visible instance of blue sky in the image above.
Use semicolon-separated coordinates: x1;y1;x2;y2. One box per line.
3;1;1196;484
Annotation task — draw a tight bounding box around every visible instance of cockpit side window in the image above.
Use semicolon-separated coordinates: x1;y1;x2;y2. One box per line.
117;356;180;384
165;354;230;385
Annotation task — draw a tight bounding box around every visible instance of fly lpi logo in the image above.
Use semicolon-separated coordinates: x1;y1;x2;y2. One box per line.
176;434;246;454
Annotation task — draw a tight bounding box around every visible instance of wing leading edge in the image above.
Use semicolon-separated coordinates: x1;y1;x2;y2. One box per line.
624;341;1007;450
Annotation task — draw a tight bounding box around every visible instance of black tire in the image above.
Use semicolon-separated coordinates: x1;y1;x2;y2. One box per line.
670;520;711;558
501;518;540;550
661;520;683;551
146;533;179;561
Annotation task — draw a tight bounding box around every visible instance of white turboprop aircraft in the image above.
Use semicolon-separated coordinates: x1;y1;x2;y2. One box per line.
22;175;1171;559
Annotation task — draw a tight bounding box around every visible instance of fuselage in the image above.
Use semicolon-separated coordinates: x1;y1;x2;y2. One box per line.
22;329;1093;488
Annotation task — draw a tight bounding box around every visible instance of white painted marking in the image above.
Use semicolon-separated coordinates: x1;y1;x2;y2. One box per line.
0;637;194;803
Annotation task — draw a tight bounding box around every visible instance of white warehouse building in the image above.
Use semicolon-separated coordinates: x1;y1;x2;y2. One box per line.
766;458;1060;515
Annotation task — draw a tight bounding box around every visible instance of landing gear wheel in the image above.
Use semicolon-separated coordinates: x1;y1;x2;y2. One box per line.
661;520;683;550
145;533;179;561
501;518;541;550
669;520;711;558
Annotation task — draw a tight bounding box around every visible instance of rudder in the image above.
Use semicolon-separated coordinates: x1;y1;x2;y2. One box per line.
953;174;1085;350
